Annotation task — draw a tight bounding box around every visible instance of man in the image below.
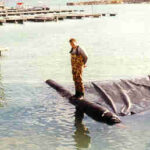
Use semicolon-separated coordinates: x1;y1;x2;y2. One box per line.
69;38;88;100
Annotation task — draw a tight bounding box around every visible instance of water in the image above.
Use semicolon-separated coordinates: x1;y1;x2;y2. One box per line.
0;3;150;150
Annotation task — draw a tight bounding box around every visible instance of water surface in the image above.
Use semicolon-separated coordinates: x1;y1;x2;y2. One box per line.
0;4;150;150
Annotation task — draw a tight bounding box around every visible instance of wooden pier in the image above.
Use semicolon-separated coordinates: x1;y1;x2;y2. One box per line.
0;7;117;25
0;9;84;17
27;16;55;22
0;13;117;25
5;17;26;24
25;13;102;22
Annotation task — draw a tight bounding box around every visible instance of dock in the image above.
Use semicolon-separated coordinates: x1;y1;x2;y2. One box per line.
5;16;26;24
27;16;55;22
0;9;84;17
0;13;116;24
0;6;117;25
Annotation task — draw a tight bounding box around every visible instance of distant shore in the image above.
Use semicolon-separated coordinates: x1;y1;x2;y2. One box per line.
67;0;150;5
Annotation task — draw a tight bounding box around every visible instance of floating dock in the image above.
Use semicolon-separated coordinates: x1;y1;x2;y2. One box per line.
0;13;116;24
5;17;26;24
0;7;117;25
0;9;84;17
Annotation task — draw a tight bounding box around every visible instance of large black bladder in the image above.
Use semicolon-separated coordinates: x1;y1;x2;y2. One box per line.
46;79;121;125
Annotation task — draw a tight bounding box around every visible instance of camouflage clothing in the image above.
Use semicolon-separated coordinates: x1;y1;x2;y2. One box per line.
70;46;88;97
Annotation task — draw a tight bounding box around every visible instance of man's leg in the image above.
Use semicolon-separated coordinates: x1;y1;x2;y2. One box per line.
74;76;85;99
72;66;84;99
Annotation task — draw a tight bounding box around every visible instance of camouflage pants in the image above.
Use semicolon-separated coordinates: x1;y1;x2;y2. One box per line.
71;53;85;96
72;67;84;96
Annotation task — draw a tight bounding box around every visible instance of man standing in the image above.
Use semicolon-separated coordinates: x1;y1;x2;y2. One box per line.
69;38;88;100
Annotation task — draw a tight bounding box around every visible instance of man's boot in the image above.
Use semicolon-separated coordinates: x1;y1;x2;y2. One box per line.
77;92;84;100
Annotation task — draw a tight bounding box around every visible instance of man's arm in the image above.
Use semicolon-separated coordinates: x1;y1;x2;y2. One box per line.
79;47;88;65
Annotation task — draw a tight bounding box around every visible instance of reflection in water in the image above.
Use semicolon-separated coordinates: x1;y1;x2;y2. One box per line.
0;64;5;107
73;107;91;150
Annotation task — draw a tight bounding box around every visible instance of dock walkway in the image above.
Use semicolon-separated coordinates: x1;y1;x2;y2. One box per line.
0;9;84;17
0;8;116;25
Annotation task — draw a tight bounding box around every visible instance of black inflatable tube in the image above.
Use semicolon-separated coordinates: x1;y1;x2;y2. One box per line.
46;79;121;125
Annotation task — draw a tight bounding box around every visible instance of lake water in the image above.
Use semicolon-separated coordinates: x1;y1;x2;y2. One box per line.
0;3;150;150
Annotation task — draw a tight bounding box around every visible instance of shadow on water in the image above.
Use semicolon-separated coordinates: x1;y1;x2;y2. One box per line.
73;107;91;150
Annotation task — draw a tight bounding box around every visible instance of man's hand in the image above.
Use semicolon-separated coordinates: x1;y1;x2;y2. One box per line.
84;65;87;68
